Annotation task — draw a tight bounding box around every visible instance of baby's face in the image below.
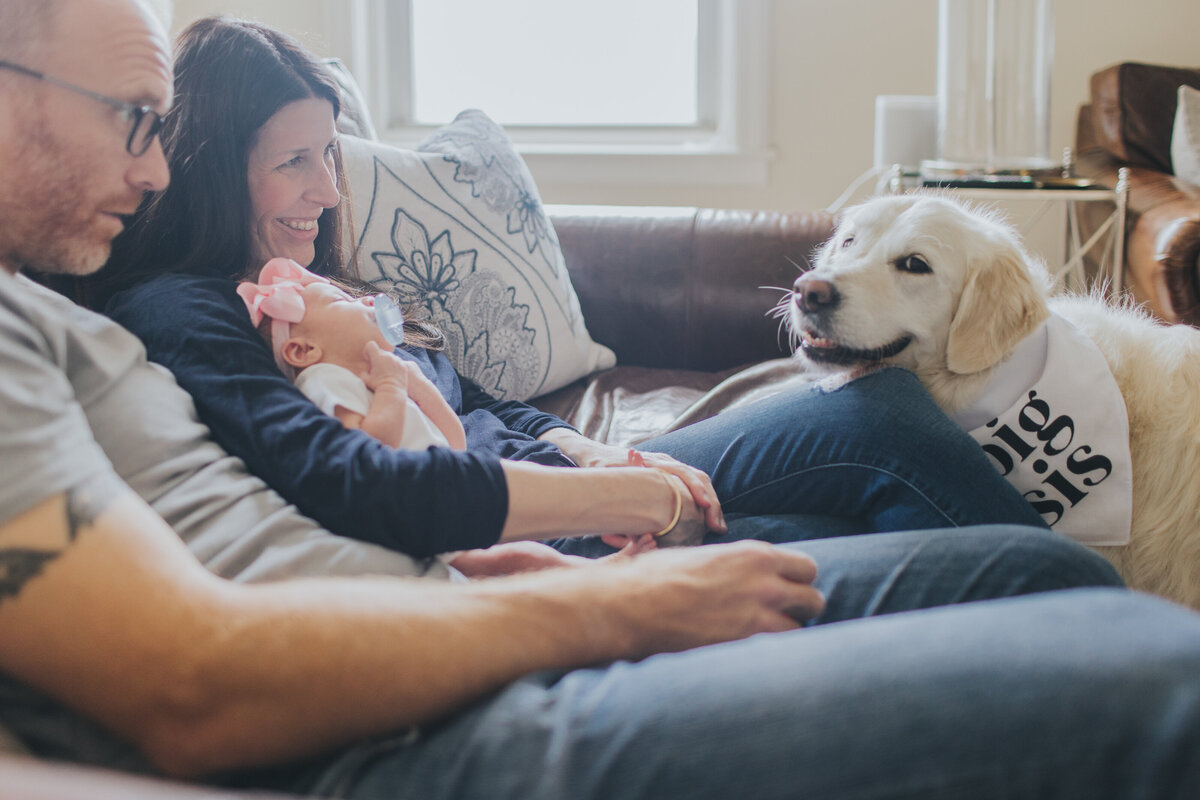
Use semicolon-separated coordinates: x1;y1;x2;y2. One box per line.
292;282;388;367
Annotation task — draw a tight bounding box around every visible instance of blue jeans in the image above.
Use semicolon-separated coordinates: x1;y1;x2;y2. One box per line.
286;527;1200;800
554;367;1047;556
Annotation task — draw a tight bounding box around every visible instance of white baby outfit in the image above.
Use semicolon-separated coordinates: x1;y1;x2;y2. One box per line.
295;362;451;450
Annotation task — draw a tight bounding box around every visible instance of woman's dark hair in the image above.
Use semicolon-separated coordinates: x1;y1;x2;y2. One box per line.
83;15;443;349
94;16;352;303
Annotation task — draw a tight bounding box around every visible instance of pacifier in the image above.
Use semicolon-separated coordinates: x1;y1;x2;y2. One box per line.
374;293;407;347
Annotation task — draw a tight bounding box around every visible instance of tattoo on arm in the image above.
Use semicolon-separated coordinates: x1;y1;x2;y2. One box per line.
0;472;122;604
0;549;60;603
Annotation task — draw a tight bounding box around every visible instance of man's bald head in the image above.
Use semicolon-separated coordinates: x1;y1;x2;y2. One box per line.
0;0;62;63
0;0;169;65
0;0;172;276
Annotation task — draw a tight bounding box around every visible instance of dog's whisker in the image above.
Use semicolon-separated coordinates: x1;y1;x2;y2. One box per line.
784;254;812;273
766;296;794;321
772;315;800;353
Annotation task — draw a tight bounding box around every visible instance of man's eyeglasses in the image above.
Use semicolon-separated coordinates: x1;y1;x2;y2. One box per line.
0;59;164;157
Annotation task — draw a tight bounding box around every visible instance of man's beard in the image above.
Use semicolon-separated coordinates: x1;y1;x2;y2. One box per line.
0;111;129;276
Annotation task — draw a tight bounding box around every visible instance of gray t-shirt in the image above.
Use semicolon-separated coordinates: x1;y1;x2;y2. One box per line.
0;270;445;773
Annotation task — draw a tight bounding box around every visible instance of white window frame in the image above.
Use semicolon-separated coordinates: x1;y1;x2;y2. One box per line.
324;0;771;185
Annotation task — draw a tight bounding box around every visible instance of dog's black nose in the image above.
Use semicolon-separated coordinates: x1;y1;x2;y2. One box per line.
793;274;840;313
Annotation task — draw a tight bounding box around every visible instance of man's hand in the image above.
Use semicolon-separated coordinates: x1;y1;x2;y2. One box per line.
539;429;726;534
587;540;824;656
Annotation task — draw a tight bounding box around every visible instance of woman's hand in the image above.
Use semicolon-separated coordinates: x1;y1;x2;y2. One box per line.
539;429;726;534
602;471;707;549
596;532;660;558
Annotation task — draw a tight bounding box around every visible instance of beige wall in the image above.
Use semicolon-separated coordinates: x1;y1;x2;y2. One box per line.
173;0;1200;213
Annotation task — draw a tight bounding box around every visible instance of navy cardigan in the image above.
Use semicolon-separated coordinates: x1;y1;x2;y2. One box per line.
107;274;576;557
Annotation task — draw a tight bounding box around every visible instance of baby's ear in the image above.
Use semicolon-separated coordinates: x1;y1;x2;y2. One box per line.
281;338;322;369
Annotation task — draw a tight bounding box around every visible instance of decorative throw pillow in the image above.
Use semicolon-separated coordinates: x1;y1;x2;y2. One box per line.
1172;84;1200;187
340;111;616;401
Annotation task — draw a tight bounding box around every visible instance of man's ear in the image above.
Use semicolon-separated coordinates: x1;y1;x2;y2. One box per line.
945;243;1050;375
280;337;323;369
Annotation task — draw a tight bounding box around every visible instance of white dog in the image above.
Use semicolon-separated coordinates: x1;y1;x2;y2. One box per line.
785;193;1200;608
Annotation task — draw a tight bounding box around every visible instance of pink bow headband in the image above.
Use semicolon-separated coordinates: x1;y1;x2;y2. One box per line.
236;258;330;376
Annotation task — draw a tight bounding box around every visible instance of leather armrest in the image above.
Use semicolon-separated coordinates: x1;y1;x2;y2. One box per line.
548;205;835;372
1073;151;1200;324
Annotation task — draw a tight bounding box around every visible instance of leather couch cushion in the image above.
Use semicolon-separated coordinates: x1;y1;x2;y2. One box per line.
532;359;813;448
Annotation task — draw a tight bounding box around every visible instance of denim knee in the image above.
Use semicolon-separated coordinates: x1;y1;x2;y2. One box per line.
978;524;1125;592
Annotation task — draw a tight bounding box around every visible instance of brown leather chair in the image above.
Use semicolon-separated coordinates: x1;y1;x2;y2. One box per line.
1074;62;1200;324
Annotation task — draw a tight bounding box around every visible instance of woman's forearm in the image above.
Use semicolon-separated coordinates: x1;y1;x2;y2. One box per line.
499;460;682;542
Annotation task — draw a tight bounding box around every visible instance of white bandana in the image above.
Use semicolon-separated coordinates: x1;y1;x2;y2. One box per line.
948;312;1132;546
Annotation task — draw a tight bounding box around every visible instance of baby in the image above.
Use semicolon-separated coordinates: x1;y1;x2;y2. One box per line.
238;259;652;576
239;258;466;452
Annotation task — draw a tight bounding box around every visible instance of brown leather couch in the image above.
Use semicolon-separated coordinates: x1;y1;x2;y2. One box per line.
534;206;834;443
1074;62;1200;324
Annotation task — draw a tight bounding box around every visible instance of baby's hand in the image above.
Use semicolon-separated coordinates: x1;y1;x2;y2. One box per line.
361;341;414;394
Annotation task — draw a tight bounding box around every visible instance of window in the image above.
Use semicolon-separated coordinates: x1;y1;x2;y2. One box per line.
329;0;771;185
410;0;698;127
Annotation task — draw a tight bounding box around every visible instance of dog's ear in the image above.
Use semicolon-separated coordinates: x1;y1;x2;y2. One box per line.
945;244;1050;375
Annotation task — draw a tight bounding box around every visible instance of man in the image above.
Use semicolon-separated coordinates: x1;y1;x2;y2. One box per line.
1;1;1200;798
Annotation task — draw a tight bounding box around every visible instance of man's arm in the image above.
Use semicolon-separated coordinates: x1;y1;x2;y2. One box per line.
0;474;822;779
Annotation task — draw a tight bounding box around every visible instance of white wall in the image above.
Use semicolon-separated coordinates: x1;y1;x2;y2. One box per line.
173;0;1200;213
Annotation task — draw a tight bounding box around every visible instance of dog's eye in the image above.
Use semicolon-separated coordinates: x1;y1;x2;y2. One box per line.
896;254;931;274
841;236;854;248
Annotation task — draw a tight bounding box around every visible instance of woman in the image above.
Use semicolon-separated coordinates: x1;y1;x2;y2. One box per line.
96;16;1047;567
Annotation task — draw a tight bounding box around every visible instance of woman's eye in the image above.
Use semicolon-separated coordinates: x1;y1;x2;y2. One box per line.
896;254;932;274
841;236;854;248
282;155;304;169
